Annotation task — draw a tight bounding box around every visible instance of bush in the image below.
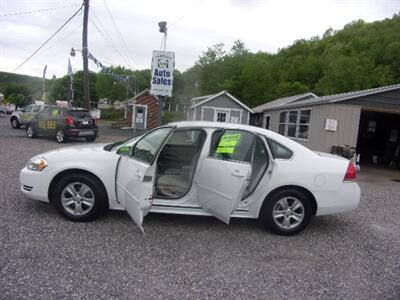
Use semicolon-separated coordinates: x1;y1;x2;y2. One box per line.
100;108;124;120
162;111;186;124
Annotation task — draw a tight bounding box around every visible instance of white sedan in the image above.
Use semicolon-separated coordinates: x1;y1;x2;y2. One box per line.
20;121;360;235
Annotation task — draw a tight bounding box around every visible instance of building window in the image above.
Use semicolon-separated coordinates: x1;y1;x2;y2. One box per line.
278;109;311;140
217;112;226;122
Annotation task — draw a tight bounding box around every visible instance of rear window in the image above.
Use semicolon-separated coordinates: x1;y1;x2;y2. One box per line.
266;138;293;159
68;110;91;118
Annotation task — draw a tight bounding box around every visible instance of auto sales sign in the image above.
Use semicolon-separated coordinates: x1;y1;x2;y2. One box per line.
150;50;175;97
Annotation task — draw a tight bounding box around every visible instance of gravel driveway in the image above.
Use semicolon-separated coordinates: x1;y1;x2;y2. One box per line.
0;114;399;299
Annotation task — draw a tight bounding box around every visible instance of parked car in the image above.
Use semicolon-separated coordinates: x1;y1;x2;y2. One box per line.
20;121;360;235
10;104;46;128
25;106;98;143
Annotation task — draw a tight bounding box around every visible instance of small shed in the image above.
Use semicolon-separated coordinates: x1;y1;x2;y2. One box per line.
187;90;253;124
127;89;161;130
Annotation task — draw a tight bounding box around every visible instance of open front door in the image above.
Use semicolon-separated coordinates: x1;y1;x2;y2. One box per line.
116;156;154;233
196;157;251;223
196;129;256;224
115;127;173;233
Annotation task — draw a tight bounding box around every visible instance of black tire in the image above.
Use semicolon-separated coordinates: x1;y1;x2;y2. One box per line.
259;189;312;236
52;172;108;221
11;117;20;129
26;124;37;138
56;128;67;143
85;136;96;142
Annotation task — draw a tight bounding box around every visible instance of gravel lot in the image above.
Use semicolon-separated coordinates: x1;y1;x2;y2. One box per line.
0;114;399;299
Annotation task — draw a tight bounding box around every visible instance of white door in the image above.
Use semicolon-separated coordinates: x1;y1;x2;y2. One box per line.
115;127;173;232
196;129;256;223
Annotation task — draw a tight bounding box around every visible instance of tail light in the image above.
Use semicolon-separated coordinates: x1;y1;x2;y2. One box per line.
344;162;356;181
66;116;74;126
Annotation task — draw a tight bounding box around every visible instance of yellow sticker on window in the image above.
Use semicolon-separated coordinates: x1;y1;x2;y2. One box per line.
216;133;241;154
216;146;235;154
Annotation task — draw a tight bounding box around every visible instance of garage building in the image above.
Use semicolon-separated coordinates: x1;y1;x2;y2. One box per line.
251;84;400;166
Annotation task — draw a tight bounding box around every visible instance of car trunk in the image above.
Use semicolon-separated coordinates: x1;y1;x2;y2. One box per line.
68;110;96;129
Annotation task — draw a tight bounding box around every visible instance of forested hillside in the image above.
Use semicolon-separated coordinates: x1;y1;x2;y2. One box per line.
181;14;400;107
1;13;400;108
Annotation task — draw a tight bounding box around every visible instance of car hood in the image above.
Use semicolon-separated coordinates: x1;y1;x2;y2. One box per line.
41;143;112;162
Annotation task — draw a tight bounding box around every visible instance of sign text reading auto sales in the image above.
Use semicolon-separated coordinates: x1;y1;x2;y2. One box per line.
150;50;175;97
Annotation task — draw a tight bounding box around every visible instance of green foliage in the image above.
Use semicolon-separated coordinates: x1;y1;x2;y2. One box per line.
99;108;124;120
7;93;26;108
162;111;185;124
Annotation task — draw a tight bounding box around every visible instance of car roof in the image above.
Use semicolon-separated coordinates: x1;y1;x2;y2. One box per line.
167;121;311;154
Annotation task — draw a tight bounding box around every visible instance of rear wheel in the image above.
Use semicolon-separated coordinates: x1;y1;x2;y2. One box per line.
85;136;96;142
259;189;312;235
26;124;36;138
52;173;108;221
11;117;20;129
56;128;67;143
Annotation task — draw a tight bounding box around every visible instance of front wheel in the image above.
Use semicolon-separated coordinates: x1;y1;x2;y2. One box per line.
52;173;108;221
26;124;36;138
259;189;312;236
56;128;67;143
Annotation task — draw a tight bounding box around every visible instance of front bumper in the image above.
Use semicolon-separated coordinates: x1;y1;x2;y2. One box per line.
19;167;50;203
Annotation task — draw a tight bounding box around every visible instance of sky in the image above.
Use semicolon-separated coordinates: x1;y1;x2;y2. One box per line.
1;0;399;78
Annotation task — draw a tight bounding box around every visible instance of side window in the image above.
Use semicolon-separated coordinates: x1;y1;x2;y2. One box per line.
132;128;172;163
211;129;256;163
267;138;293;159
50;109;60;117
24;105;33;113
32;106;41;113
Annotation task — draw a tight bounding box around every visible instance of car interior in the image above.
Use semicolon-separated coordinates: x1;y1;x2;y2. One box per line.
155;129;206;198
155;128;270;200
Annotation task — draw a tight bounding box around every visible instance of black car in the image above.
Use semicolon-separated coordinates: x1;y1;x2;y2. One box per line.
26;106;98;143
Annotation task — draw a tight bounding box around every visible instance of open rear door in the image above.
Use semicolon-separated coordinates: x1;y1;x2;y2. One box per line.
196;157;251;224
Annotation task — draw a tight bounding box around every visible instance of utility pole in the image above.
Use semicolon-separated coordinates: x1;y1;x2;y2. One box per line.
82;0;90;109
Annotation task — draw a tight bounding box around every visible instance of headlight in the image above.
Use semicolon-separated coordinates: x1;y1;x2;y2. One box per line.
27;157;48;171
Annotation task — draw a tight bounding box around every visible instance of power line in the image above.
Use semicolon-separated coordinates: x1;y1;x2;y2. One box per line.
170;0;205;27
102;0;138;69
12;4;83;72
0;3;82;18
89;14;131;68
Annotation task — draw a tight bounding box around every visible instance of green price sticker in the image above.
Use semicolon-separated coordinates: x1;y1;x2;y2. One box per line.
216;147;235;154
216;133;241;154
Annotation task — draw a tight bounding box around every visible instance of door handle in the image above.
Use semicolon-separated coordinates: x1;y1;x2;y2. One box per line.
231;170;245;178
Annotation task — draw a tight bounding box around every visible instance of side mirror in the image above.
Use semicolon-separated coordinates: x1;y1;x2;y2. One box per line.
117;145;132;156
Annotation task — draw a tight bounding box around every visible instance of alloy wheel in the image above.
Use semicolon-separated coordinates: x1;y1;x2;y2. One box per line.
26;126;33;138
61;182;95;216
272;196;305;230
56;130;64;143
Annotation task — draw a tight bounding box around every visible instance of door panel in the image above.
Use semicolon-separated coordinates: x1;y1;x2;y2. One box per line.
196;157;251;224
115;127;173;232
116;156;153;233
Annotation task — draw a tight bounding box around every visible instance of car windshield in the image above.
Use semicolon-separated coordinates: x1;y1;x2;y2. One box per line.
103;135;142;152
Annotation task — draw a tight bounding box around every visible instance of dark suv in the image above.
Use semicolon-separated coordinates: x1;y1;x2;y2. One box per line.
26;106;98;143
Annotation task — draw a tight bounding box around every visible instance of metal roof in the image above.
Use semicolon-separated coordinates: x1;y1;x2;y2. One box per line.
252;93;317;113
189;90;254;113
255;84;400;112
